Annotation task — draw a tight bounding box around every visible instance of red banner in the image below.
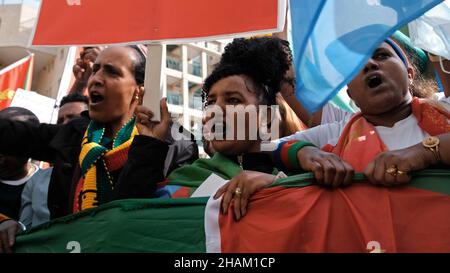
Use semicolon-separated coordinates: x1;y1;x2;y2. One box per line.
32;0;285;46
0;55;34;110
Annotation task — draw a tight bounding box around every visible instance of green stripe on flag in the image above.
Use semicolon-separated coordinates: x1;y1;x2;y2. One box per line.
272;169;450;196
408;169;450;195
15;198;208;253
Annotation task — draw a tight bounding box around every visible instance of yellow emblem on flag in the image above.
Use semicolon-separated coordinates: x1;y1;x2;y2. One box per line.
0;89;15;101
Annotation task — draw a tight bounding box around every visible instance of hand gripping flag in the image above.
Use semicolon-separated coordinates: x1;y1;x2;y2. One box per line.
15;169;450;253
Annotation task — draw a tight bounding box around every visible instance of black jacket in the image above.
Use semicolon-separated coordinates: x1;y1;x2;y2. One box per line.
0;112;198;219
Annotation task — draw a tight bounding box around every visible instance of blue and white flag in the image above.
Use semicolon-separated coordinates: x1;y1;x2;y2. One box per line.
409;0;450;60
290;0;443;113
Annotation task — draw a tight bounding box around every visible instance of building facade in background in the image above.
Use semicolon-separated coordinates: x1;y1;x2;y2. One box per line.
164;42;225;155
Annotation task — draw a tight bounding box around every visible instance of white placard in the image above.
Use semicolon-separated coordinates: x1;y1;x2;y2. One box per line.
10;88;57;123
191;173;228;198
143;44;166;121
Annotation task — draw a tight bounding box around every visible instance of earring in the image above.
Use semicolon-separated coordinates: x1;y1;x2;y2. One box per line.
135;95;139;100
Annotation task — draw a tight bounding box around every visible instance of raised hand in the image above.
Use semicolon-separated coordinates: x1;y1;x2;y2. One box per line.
135;98;171;141
74;47;104;81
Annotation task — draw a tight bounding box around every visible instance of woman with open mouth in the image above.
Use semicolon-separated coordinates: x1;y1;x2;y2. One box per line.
0;45;198;253
131;37;292;217
273;38;450;189
202;38;450;222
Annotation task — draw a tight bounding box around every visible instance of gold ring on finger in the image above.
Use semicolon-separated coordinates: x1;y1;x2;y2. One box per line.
235;187;242;196
386;165;398;175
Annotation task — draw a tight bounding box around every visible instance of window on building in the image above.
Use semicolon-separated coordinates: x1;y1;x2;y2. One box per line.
166;45;182;71
189;82;203;110
166;75;183;106
187;47;202;77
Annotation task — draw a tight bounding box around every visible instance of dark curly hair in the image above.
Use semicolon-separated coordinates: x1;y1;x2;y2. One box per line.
202;37;292;106
60;93;89;107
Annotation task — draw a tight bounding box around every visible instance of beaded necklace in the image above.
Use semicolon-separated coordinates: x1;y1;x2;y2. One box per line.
76;116;138;211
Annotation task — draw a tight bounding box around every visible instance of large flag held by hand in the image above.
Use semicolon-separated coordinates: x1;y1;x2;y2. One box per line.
32;0;286;46
290;0;443;113
14;170;450;253
0;54;34;110
207;171;450;253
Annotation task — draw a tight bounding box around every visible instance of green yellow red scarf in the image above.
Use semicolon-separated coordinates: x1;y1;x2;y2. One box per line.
323;97;450;171
73;117;138;213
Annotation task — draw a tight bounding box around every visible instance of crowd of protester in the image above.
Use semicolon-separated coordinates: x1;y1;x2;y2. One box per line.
0;32;449;252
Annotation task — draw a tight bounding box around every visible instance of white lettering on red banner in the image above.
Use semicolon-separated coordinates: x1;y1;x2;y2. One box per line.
66;0;81;6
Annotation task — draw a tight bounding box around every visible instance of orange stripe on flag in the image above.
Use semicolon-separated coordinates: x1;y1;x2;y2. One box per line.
216;184;450;253
33;0;283;45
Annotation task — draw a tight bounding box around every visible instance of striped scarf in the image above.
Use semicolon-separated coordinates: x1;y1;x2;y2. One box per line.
73;117;138;213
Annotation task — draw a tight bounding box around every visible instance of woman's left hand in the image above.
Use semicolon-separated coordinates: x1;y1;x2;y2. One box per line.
214;171;275;221
135;98;171;141
364;143;437;186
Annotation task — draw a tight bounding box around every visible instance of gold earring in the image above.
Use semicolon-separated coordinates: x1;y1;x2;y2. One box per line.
135;95;139;100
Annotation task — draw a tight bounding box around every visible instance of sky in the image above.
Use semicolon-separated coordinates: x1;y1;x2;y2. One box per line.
1;0;39;7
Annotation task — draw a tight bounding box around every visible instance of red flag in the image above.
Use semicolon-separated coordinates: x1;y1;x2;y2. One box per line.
32;0;285;46
206;183;450;253
0;54;34;110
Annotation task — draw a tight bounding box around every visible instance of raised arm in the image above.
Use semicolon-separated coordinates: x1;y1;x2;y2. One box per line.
113;99;172;199
0;119;61;162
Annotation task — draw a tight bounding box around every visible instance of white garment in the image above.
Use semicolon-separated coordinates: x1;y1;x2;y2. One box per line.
439;94;450;107
434;92;446;101
374;115;428;150
321;95;450;125
321;103;353;125
280;119;347;148
279;114;428;151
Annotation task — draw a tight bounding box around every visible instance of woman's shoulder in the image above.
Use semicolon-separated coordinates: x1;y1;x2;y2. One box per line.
280;119;349;148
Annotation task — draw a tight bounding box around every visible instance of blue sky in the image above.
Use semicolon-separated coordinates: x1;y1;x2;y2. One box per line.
1;0;39;6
